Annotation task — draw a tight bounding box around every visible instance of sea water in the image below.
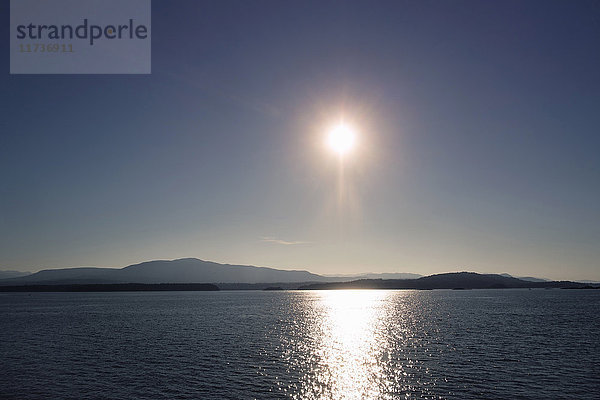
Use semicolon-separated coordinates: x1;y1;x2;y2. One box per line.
1;289;599;399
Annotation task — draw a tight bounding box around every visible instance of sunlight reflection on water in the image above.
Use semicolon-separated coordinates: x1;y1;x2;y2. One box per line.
288;290;416;400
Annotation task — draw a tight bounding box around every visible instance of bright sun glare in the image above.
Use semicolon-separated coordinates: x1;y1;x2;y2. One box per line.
328;124;356;155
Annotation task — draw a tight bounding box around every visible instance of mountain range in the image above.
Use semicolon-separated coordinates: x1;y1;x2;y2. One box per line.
0;258;327;285
0;258;593;290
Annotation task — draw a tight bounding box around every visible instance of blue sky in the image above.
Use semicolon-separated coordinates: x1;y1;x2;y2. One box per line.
1;0;599;280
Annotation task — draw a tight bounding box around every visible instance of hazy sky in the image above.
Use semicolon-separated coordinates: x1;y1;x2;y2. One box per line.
1;0;599;280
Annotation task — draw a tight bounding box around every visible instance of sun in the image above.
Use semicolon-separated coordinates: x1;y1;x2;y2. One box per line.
328;123;356;155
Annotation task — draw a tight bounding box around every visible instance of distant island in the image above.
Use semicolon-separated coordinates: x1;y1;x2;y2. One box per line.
0;283;219;292
0;258;326;286
298;272;593;290
0;258;597;292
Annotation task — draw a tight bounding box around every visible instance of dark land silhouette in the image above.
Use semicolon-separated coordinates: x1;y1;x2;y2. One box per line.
298;272;594;290
0;258;423;286
0;258;325;285
0;269;596;292
0;283;219;292
1;259;596;291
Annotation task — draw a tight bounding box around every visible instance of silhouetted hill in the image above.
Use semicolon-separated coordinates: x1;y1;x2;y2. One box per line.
299;272;589;290
119;259;323;283
0;258;327;285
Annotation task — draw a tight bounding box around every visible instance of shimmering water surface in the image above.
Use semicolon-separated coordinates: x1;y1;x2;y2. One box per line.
1;289;599;399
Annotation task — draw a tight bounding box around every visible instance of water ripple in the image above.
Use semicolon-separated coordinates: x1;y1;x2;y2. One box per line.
1;289;599;399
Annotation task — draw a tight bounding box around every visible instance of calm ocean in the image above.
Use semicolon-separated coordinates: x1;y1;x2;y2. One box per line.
1;289;599;399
